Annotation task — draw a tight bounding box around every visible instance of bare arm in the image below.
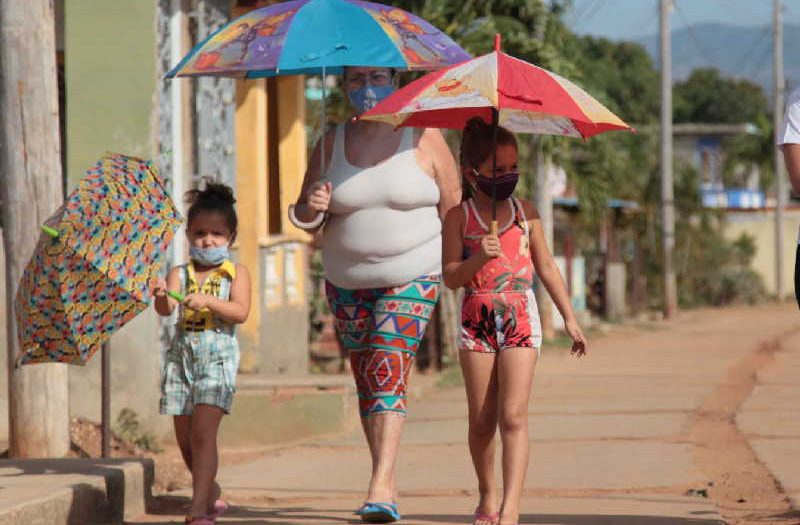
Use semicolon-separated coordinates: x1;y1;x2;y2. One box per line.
782;144;800;194
292;128;336;229
421;128;461;218
185;264;252;324
527;206;575;322
153;266;181;316
442;206;499;289
525;201;587;354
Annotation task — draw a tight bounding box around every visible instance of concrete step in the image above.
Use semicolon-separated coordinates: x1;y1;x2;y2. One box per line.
220;374;358;447
0;458;153;525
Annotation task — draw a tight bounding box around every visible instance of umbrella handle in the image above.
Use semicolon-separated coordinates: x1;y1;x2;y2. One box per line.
42;225;59;238
167;290;185;302
490;220;498;236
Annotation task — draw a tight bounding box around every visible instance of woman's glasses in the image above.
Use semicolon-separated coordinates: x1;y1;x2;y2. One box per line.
345;71;392;90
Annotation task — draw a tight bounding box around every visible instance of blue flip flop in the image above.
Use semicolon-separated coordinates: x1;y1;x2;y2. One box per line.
360;502;401;523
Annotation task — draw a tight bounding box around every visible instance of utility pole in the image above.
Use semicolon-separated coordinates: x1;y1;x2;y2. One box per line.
774;0;786;299
660;0;677;318
0;0;70;457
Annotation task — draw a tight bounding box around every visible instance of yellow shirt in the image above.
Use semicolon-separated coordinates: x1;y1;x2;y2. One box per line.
181;260;237;332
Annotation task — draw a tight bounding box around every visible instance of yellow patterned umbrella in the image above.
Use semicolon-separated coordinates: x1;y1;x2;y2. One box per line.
15;153;182;365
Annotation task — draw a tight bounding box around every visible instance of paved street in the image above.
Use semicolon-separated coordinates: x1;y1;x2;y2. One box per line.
129;303;800;525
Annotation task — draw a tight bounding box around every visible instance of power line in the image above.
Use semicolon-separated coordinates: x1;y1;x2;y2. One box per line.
673;0;716;66
733;26;771;74
573;0;605;32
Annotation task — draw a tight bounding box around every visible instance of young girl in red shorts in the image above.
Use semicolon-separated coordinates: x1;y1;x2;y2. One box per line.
442;117;588;525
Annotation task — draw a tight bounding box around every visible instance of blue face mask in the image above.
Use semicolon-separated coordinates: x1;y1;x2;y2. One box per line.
189;245;230;266
347;84;396;113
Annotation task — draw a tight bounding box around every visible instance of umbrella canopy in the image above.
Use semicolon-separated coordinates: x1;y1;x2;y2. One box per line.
15;153;183;365
166;0;471;78
361;36;631;139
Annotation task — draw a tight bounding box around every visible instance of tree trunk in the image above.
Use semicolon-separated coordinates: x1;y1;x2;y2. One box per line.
0;0;70;457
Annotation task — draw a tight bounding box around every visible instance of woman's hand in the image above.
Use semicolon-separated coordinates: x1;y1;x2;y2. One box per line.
565;318;587;357
478;234;502;261
307;181;332;213
183;293;211;311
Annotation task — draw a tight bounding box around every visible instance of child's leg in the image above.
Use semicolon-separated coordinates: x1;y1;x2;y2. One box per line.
460;349;500;524
173;415;193;471
187;404;225;517
496;347;538;525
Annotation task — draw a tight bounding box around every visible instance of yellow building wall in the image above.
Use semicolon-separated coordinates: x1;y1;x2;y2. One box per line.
233;44;310;374
723;209;800;298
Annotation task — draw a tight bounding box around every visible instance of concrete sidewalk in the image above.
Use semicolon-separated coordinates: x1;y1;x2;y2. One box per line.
128;303;800;524
0;458;153;525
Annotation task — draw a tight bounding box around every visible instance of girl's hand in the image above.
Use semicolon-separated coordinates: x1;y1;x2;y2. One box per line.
183;293;210;311
479;234;502;261
307;181;332;213
151;278;168;298
565;319;587;357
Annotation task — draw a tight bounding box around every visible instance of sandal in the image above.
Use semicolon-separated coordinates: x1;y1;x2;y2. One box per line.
184;516;215;525
208;499;229;519
474;509;500;525
360;502;401;523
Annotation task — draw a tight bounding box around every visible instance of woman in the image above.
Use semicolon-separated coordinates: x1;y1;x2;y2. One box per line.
289;66;460;523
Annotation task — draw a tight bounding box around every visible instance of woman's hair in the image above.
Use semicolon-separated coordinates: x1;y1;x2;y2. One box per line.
185;181;238;235
459;116;517;200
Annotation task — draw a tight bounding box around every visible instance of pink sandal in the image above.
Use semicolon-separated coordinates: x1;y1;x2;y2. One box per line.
208;499;229;519
473;509;500;525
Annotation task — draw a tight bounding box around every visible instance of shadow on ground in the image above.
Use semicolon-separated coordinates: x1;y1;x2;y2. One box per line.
132;497;731;525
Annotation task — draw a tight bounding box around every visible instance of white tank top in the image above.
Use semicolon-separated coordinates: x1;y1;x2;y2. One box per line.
321;124;442;289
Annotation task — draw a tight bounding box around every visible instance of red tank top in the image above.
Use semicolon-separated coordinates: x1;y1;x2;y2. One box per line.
462;197;535;293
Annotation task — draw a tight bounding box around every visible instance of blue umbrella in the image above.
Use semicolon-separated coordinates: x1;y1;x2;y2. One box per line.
166;0;470;78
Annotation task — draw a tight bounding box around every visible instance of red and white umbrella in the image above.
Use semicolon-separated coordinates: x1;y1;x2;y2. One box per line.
362;35;631;139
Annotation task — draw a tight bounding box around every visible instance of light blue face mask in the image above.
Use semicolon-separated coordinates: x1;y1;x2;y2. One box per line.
347;84;396;114
189;245;230;266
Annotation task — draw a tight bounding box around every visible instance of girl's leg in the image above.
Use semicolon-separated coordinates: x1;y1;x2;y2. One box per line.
459;349;500;525
187;404;225;517
496;347;538;525
173;415;193;470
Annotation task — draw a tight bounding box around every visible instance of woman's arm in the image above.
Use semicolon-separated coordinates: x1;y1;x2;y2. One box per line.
442;206;499;289
292;128;336;231
183;264;252;324
421;128;461;218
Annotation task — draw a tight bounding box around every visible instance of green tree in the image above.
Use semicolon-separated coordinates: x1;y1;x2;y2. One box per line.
673;68;769;124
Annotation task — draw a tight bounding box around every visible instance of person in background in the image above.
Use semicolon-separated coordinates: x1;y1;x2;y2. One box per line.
778;86;800;307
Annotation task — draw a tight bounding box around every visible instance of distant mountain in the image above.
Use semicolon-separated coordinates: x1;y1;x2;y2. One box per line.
633;22;800;94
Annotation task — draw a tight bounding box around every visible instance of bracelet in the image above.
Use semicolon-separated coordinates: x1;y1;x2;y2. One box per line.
288;204;326;230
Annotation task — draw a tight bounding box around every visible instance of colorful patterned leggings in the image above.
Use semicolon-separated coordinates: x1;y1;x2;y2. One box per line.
325;275;440;417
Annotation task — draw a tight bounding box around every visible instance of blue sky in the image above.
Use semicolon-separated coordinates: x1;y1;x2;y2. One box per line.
561;0;800;41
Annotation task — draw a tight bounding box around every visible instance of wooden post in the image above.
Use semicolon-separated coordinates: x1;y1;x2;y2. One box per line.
0;0;70;457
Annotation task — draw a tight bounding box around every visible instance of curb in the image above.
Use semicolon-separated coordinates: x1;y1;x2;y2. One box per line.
0;458;153;524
